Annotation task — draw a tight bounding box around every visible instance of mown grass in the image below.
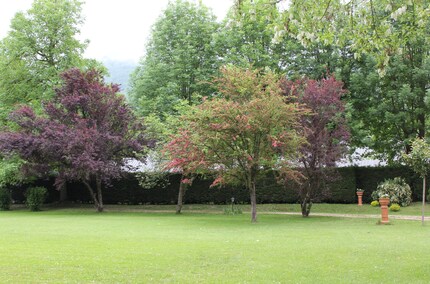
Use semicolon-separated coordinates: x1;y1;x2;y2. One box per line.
37;201;427;216
1;208;430;283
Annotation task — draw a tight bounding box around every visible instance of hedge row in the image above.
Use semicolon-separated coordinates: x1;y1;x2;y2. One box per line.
10;166;426;205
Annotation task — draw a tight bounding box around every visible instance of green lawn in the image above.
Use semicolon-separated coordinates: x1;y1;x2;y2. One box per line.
1;208;430;283
46;201;428;216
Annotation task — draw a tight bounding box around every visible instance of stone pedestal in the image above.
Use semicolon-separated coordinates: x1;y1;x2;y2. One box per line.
356;191;364;206
379;197;390;224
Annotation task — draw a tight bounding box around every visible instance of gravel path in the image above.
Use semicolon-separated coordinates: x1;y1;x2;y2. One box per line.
261;211;430;221
123;209;429;221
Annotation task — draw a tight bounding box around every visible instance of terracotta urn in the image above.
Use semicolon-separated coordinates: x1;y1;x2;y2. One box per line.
356;191;364;206
379;197;390;224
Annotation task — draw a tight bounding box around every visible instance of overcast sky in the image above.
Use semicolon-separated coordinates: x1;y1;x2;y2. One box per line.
0;0;233;63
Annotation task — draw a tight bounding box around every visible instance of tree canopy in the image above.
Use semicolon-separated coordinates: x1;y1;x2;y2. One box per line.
165;66;306;222
285;0;430;160
128;0;219;119
0;0;99;123
282;76;350;216
216;0;287;72
0;68;149;212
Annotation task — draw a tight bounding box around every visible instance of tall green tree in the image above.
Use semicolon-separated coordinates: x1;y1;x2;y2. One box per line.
285;0;430;161
224;0;354;81
0;0;98;122
128;0;219;119
128;0;219;212
348;54;430;161
216;0;287;73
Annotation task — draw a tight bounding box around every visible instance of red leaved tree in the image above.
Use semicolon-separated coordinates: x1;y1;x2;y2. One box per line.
0;68;149;212
282;76;350;217
165;66;306;222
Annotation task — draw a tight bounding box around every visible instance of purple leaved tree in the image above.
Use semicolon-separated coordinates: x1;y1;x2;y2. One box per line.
0;68;149;212
282;76;350;217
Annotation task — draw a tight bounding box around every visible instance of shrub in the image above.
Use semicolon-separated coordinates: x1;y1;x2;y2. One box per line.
0;187;11;210
389;203;401;212
371;177;412;207
26;186;47;211
370;200;379;207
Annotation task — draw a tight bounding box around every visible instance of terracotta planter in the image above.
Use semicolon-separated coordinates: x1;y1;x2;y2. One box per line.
379;197;390;224
356;191;364;206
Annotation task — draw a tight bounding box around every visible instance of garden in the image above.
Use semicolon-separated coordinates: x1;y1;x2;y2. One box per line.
0;0;429;283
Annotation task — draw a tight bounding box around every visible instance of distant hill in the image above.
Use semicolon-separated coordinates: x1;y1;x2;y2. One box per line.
103;59;137;94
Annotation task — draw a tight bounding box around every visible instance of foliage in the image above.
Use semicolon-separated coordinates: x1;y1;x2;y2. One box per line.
129;0;219;119
0;156;25;188
128;0;219;213
220;0;348;80
402;138;430;179
0;0;101;187
216;0;288;73
282;76;350;216
0;69;149;212
371;200;379;207
371;177;412;207
389;203;401;212
0;0;100;124
284;0;430;161
164;66;306;222
129;0;217;213
25;186;47;211
348;55;430;161
402;137;430;223
287;0;429;73
137;171;170;190
0;187;12;210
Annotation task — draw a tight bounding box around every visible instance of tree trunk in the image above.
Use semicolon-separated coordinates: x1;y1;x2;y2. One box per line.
96;176;104;212
301;199;312;217
422;176;426;226
176;175;194;214
250;174;257;223
176;181;186;214
301;190;312;217
83;179;103;213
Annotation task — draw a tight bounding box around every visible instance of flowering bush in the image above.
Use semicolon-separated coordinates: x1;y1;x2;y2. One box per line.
389;203;401;212
371;177;412;207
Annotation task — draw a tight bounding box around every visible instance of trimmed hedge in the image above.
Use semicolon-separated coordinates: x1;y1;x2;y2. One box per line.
10;166;427;205
324;167;357;203
355;167;422;202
